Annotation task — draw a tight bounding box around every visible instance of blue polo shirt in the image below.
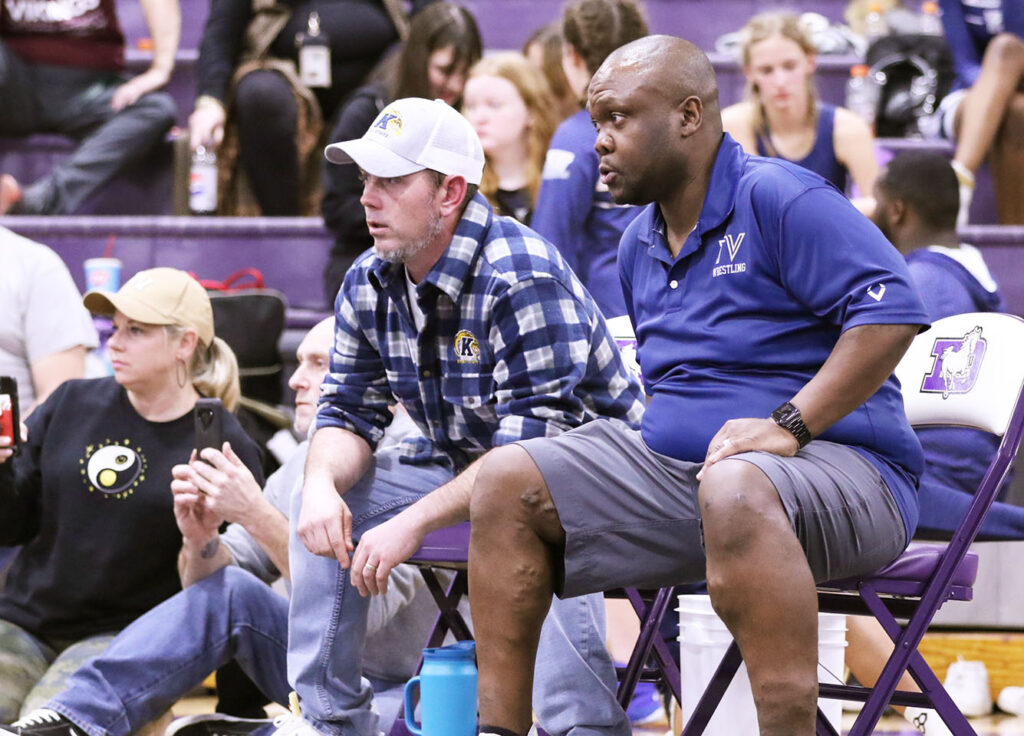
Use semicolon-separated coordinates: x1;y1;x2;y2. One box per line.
620;134;930;538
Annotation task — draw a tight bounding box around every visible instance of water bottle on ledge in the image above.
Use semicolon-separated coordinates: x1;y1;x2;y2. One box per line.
864;1;890;41
189;145;218;215
920;0;943;34
846;64;879;130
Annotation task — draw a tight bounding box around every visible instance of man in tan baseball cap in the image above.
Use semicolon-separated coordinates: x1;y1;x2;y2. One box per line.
83;267;215;346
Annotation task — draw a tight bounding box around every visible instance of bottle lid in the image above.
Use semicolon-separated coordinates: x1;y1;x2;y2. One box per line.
850;64;869;77
867;0;883;11
922;0;938;13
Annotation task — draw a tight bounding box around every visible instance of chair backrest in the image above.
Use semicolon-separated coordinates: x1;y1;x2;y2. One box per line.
895;311;1024;581
895;312;1024;436
605;314;642;383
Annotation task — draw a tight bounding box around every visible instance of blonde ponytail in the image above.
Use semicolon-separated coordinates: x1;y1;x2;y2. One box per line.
190;336;241;412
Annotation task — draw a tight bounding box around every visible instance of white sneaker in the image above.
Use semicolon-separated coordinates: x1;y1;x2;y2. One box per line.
264;715;320;736
998;685;1024;715
943;658;993;717
906;706;954;736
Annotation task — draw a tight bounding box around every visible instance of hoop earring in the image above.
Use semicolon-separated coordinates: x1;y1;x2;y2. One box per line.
175;359;188;389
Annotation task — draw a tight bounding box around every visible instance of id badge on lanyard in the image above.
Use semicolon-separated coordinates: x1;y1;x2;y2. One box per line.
297;11;331;88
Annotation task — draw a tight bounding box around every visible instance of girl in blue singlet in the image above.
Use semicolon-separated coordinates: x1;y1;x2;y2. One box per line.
933;0;1024;224
722;11;879;212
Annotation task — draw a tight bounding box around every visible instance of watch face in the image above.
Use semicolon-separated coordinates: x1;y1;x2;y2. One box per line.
772;402;796;423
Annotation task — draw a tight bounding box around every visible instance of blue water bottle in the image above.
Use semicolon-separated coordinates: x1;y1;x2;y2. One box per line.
404;640;477;736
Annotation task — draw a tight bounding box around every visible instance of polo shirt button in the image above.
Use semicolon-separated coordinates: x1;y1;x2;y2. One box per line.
669;280;679;289
422;369;432;378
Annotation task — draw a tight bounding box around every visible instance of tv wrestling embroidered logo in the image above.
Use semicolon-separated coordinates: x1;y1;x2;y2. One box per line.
712;232;746;278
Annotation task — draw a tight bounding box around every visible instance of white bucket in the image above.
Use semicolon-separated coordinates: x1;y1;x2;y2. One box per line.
678;594;847;735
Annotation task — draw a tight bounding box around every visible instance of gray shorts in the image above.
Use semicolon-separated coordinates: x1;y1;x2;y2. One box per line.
517;419;908;598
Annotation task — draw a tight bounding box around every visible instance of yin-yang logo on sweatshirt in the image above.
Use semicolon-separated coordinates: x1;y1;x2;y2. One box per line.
80;440;147;500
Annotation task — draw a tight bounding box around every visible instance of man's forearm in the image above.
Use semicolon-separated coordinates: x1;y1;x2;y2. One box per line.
178;535;232;587
403;457;483;534
791;323;920;436
140;0;181;75
304;426;373;497
241;502;291;582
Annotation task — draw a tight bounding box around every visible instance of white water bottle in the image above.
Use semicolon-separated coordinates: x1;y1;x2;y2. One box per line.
864;1;890;41
920;0;943;34
846;64;879;130
189;145;218;215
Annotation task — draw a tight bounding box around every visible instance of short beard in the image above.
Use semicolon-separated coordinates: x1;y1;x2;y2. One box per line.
373;207;444;264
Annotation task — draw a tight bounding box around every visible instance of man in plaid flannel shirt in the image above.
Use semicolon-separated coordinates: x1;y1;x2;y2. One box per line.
288;97;646;736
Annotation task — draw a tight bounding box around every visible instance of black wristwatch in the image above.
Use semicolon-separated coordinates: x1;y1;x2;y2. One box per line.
770;401;812;448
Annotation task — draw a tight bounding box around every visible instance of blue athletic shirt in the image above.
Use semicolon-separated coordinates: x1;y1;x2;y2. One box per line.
532;108;642;319
755;103;847;192
939;0;1024;89
619;134;930;538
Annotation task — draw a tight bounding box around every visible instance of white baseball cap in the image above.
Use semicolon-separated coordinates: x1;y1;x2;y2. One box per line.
324;97;485;185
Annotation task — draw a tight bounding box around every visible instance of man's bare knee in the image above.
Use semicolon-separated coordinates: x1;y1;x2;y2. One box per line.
473;445;564;542
699;459;786;556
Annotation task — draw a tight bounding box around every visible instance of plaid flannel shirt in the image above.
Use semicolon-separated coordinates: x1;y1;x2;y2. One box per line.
316;193;645;471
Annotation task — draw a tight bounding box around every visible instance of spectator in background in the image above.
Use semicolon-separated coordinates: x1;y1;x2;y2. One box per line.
846;150;1019;736
531;0;648;321
0;318;439;736
928;0;1024;225
0;228;97;412
871;150;1021;540
0;268;262;720
320;1;481;303
523;22;580;123
0;0;179;215
188;0;411;216
722;11;878;211
462;52;559;225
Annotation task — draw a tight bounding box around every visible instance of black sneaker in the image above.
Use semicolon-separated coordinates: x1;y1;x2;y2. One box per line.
164;714;273;736
1;710;84;736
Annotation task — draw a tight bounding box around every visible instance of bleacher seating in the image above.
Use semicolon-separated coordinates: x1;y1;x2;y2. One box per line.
0;216;334;312
0;133;176;216
0;216;1019;319
876;138;999;224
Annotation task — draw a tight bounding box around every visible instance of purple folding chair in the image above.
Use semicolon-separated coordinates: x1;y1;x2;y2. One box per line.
388;528;683;734
608;587;682;713
603;316;684;715
388;522;472;736
681;312;1024;735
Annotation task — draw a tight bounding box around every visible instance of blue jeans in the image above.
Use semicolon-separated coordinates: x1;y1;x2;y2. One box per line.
47;567;290;736
287;446;629;736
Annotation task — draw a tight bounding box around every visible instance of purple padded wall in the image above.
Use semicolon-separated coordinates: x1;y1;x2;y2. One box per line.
1;216;1019;316
0;216;334;311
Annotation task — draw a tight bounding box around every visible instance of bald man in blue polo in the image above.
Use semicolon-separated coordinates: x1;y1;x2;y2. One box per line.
468;35;931;736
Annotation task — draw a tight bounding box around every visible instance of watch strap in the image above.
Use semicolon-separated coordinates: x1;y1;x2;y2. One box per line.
771;401;812;448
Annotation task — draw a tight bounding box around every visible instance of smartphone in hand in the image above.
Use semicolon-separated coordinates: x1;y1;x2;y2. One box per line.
0;376;20;455
193;397;224;461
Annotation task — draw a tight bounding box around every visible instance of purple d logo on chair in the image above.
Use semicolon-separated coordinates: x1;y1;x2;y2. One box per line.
920;326;987;399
